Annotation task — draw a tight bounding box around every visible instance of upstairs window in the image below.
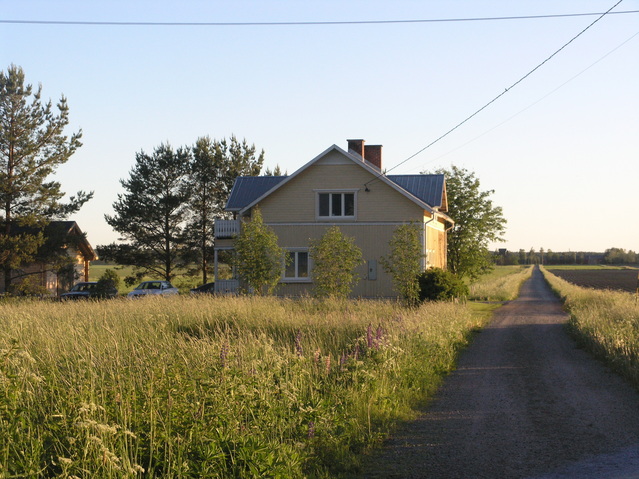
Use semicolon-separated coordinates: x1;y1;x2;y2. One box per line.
317;192;355;218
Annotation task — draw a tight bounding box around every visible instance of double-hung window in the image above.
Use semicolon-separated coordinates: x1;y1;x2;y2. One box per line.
317;191;356;219
284;250;310;281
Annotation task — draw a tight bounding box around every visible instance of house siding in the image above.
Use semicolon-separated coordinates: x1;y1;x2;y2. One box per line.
217;144;452;299
270;224;400;298
257;154;426;224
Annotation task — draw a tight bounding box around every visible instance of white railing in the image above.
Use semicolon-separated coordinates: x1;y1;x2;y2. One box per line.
214;219;240;238
215;279;239;294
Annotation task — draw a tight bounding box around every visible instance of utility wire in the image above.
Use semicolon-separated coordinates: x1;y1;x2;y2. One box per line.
365;0;626;185
0;10;638;27
408;28;639;173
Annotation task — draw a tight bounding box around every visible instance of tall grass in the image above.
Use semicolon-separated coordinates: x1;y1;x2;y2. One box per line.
468;265;533;301
0;296;486;478
541;267;639;387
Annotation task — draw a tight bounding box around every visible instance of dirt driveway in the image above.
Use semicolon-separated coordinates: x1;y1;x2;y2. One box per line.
360;267;639;478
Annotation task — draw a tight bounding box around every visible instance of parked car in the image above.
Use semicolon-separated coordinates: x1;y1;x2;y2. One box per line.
190;282;215;295
127;280;179;298
61;281;118;300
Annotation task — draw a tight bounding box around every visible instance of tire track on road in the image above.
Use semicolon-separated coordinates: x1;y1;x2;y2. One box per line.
361;267;639;478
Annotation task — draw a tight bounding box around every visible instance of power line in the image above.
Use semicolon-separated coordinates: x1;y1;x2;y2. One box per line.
367;0;626;184
1;9;638;27
408;28;639;173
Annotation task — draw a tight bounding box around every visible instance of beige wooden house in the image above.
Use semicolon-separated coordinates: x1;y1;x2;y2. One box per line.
0;221;97;296
214;139;453;298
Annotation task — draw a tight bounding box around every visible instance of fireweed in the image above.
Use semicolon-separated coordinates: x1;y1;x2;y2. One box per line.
0;295;487;478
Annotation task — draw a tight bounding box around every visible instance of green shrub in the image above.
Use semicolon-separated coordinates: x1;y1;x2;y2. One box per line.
418;268;468;301
95;269;120;297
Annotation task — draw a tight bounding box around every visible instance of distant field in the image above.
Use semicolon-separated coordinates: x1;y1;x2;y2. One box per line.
546;266;639;293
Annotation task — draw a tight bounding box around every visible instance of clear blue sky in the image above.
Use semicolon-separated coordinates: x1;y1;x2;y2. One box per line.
2;1;638;253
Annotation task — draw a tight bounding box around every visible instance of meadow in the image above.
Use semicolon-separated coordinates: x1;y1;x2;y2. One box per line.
541;267;639;388
468;265;533;301
1;267;529;478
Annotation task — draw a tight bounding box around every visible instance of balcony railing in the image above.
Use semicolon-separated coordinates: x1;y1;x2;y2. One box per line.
214;219;240;238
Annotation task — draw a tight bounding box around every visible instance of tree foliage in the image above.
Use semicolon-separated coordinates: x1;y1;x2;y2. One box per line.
96;268;120;297
0;64;92;292
234;208;284;295
433;166;506;280
103;144;191;281
310;226;363;299
184;135;264;283
603;247;637;265
380;222;423;306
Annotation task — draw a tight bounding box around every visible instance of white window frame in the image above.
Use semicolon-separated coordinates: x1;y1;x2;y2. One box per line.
282;249;311;282
315;190;358;221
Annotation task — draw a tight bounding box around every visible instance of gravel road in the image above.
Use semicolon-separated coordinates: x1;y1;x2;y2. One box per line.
360;267;639;478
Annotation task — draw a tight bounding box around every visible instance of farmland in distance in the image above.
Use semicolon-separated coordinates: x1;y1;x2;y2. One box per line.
545;266;638;293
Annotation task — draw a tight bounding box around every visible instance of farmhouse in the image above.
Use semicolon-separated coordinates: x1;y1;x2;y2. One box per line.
0;220;97;296
214;139;453;298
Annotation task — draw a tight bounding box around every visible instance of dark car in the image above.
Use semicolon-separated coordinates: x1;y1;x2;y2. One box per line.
190;282;215;294
61;281;118;300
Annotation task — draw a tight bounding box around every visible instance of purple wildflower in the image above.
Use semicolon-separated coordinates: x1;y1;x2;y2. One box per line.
375;324;384;349
295;329;304;357
340;351;348;370
367;323;373;349
220;342;229;368
308;421;315;439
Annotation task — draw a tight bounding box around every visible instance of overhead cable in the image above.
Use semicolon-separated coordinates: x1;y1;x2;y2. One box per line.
366;0;626;184
0;9;638;27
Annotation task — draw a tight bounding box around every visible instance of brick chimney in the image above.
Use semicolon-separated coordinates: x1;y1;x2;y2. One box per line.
364;144;382;170
347;139;365;158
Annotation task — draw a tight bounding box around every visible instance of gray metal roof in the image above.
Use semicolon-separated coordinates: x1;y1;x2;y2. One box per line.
225;176;287;211
387;174;445;208
225;173;445;212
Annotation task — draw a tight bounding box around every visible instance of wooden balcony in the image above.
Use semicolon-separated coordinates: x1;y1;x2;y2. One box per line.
214;219;240;238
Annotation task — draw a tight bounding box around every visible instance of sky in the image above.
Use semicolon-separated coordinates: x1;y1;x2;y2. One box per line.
2;0;638;253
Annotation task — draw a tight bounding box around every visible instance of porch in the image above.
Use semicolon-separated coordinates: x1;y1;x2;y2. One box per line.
214;219;240;238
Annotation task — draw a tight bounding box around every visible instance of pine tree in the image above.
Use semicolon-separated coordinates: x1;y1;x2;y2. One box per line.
0;64;91;292
103;143;191;282
185;135;264;284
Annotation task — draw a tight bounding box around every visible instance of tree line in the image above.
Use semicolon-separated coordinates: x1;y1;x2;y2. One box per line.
99;136;266;285
493;247;638;266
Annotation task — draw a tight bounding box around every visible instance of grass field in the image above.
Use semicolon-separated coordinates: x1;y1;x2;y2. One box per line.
468;265;533;301
0;266;532;478
545;266;639;293
0;296;491;478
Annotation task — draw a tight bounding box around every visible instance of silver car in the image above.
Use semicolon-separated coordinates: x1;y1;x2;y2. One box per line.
127;280;179;298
